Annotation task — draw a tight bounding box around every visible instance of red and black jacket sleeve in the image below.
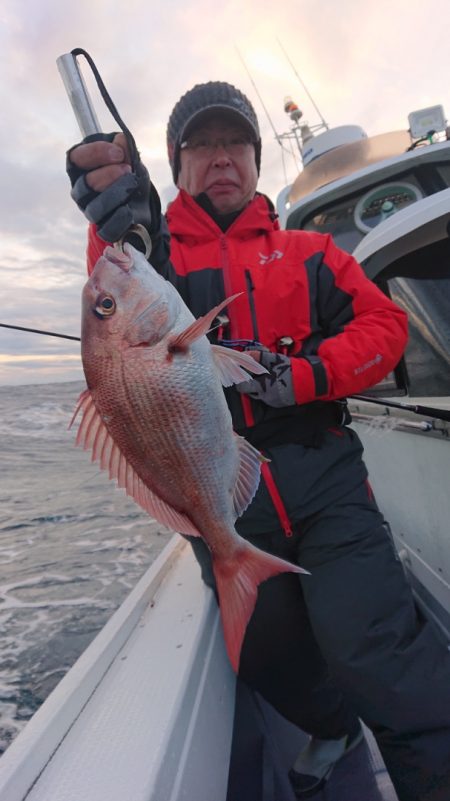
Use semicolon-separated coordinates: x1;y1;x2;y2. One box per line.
291;234;408;402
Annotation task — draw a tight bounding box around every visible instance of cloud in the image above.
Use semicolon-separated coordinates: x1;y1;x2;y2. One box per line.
1;0;449;385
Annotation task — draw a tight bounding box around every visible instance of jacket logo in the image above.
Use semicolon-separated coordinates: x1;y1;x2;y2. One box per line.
354;353;383;375
258;250;283;266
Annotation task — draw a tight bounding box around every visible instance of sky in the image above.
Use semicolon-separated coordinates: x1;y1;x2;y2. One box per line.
1;0;449;386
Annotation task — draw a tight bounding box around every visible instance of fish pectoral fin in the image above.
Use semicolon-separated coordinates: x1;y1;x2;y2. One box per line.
213;541;309;672
211;345;268;387
233;435;264;518
71;389;202;538
168;294;243;350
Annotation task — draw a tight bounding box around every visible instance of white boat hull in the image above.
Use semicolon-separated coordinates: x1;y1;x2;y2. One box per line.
351;401;450;638
0;536;235;801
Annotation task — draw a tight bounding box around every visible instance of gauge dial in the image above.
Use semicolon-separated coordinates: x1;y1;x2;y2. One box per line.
354;182;422;233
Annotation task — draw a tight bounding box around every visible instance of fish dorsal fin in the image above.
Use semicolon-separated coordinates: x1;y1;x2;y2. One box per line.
169;293;242;350
71;389;202;538
232;434;264;519
211;345;268;387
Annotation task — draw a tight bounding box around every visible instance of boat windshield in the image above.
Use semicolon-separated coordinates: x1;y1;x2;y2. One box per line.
389;270;450;396
288;131;412;204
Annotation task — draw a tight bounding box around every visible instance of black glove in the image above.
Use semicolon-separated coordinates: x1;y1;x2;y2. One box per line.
237;351;295;407
66;133;152;248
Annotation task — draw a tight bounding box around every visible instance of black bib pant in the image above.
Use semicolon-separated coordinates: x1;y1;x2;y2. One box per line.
187;428;450;801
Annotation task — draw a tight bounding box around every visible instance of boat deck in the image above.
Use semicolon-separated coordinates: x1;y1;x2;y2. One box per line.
0;537;398;801
227;678;398;801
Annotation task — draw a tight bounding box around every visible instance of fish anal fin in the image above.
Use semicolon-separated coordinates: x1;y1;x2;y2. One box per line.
71;390;201;538
232;435;263;518
211;346;268;387
169;294;243;351
212;541;309;672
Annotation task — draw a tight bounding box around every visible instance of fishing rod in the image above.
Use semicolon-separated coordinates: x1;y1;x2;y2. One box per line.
351;395;450;423
0;323;80;342
2;322;449;423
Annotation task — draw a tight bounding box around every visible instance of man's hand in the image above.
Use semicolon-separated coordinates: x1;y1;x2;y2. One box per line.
69;133;132;191
66;132;152;245
237;351;295;407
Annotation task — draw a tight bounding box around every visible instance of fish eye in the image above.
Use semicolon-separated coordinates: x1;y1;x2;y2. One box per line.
95;294;116;318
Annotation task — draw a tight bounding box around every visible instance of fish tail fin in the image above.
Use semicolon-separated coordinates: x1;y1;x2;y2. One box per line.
212;541;308;673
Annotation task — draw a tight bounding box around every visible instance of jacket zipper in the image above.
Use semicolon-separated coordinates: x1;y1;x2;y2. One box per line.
221;238;293;538
220;236;235;339
244;269;260;342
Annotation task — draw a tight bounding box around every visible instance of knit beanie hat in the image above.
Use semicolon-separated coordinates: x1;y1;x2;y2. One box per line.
167;81;261;183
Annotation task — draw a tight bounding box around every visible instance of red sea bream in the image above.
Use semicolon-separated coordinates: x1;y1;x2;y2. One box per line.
72;244;307;671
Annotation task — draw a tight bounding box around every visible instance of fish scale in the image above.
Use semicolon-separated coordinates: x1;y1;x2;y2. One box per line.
74;243;308;671
114;361;232;514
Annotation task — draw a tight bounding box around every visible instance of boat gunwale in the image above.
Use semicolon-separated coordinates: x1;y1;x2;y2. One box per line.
0;534;186;801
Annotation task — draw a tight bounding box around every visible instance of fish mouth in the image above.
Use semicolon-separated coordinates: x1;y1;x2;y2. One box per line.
103;245;133;272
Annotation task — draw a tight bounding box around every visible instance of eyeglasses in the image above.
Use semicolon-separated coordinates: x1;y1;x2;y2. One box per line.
180;135;254;159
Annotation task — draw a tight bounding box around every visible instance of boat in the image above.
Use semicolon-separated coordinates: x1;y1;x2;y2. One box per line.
278;101;450;642
1;100;449;800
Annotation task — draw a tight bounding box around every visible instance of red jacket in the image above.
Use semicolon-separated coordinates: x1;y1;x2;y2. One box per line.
87;190;408;407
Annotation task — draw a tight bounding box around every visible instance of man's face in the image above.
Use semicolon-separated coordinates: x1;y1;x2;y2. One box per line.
177;115;258;214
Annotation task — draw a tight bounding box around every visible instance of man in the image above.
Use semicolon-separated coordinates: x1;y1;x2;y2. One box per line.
67;81;450;801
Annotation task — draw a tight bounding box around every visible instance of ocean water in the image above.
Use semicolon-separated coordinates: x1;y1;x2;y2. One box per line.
0;380;173;754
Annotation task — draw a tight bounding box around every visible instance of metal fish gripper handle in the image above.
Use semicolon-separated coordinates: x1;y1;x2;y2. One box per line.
57;49;152;260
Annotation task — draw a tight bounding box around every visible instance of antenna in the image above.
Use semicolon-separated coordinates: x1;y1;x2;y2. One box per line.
277;38;328;130
235;42;328;170
234;46;280;141
235;45;301;175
